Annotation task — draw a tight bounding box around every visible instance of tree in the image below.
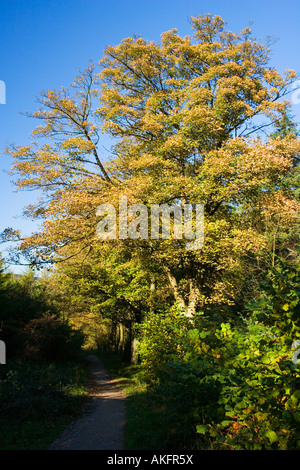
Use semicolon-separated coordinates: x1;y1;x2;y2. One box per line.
0;255;14;325
52;243;155;351
0;261;65;357
3;14;300;317
271;109;298;139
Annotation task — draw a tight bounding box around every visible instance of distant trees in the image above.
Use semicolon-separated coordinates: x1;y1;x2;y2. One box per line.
0;257;84;361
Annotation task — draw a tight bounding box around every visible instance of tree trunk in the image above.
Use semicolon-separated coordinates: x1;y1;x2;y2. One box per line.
150;276;156;314
164;265;187;312
163;265;199;318
186;279;201;318
131;337;139;364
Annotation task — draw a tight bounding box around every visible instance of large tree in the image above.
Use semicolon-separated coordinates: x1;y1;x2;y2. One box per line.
3;14;300;316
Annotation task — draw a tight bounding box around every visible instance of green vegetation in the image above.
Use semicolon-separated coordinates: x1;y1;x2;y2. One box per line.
98;253;300;450
0;261;89;450
0;360;89;450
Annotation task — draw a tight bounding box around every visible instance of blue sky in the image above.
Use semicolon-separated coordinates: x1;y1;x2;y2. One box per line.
0;0;300;272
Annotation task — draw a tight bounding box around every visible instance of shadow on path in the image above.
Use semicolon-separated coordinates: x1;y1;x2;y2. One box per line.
49;354;126;450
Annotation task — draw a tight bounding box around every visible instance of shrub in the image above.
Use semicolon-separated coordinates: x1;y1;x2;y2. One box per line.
136;307;194;384
196;320;300;450
247;251;300;341
137;300;300;449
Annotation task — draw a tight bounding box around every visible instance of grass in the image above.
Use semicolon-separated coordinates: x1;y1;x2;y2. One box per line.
0;359;90;450
0;416;77;450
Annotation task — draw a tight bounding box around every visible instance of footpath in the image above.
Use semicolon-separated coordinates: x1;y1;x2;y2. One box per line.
49;354;126;450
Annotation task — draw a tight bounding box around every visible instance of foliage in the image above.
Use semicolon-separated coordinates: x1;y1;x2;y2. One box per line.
22;315;85;362
0;261;85;361
270;110;298;139
137;255;300;450
3;14;299;316
0;13;300;451
0;256;87;450
0;361;87;420
52;243;153;342
136;307;195;383
0;360;88;449
248;249;300;342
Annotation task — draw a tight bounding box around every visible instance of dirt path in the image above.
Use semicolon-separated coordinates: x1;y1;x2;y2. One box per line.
49;354;126;450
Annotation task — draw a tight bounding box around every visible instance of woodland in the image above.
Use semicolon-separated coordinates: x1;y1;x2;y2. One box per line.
0;15;299;450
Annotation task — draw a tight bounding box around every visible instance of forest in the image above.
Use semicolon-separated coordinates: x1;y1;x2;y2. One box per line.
0;14;299;450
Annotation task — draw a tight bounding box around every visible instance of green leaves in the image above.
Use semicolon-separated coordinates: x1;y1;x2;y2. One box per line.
247;254;300;342
138;305;300;450
264;430;278;444
196;424;208;435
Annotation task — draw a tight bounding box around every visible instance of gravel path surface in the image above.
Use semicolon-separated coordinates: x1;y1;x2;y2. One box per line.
49;354;126;450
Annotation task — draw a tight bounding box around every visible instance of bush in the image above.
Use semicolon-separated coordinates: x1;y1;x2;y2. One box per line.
137;309;223;448
248;251;300;341
136;308;193;384
137;298;300;449
196;320;300;450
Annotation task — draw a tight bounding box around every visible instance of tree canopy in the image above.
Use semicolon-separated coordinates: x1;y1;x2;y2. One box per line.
3;14;300;316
